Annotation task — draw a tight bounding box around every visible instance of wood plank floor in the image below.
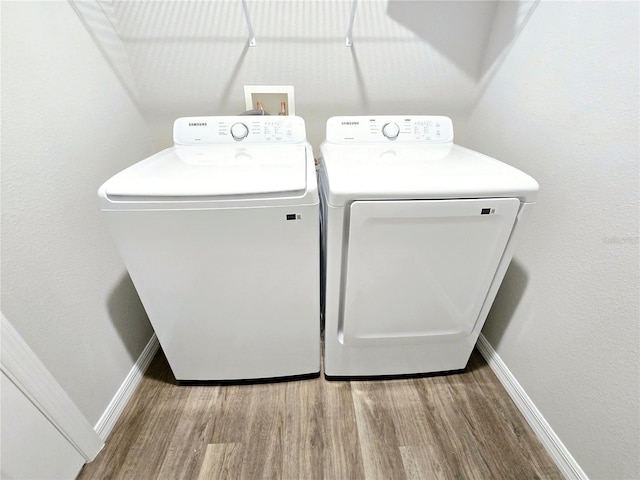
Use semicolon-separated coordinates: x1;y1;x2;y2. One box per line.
77;349;563;480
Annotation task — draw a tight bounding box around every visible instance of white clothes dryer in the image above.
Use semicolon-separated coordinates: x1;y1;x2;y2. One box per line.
319;116;538;378
99;116;320;382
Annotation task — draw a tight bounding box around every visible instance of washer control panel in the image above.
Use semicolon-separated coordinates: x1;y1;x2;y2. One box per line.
325;116;453;144
174;116;306;145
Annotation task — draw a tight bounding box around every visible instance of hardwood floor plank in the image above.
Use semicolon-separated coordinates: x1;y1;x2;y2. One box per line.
432;375;500;479
281;380;324;479
351;381;408;480
384;380;432;446
399;445;446;480
387;380;455;479
318;380;366;480
156;386;223;480
237;383;286;479
197;443;243;480
208;385;253;445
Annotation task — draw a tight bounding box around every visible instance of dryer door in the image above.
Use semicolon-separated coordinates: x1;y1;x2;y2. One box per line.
340;198;520;345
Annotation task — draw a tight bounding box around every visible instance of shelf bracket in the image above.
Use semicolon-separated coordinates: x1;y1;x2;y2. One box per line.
241;0;256;47
345;0;358;46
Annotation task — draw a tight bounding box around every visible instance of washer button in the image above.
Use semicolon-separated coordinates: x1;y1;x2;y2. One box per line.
382;123;400;140
230;123;249;140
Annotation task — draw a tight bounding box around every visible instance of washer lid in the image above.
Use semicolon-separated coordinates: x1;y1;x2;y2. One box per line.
103;144;308;199
320;143;539;205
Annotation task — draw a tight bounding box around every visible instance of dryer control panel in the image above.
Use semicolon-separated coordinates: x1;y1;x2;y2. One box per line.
173;116;307;145
325;116;453;144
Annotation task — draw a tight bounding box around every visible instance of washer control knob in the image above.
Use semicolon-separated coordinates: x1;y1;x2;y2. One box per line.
230;123;249;140
382;122;400;140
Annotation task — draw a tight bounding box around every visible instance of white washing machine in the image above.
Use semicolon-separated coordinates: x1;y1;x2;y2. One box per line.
99;116;320;382
319;115;538;378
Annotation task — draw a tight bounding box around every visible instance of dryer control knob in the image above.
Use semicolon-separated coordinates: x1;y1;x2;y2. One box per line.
382;122;400;140
230;123;249;140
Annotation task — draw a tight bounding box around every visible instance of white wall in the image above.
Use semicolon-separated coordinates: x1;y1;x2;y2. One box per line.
460;2;639;478
1;1;156;424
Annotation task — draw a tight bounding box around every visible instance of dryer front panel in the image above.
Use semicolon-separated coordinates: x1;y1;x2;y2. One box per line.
340;198;520;346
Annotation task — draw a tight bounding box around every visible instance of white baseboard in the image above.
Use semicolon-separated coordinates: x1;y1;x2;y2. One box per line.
94;333;160;440
476;334;588;480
